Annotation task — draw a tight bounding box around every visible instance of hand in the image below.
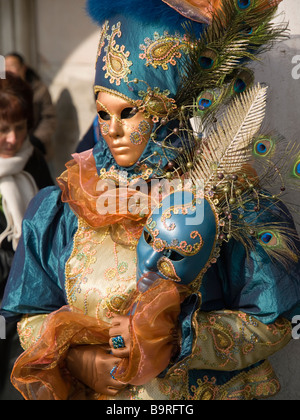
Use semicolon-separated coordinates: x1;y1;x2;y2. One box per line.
66;345;127;396
109;316;131;358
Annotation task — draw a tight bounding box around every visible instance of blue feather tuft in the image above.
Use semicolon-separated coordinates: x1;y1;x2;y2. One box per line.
85;0;194;28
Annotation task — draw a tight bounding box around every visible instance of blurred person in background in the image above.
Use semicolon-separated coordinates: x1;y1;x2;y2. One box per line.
5;52;56;160
0;72;54;400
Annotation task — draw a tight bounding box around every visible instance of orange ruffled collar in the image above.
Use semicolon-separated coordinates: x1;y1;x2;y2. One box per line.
57;149;149;241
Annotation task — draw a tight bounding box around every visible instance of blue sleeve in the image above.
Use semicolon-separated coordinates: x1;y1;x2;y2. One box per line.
219;199;300;324
173;198;300;366
1;187;78;320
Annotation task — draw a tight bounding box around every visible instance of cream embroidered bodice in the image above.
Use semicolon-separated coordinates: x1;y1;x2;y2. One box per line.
65;219;138;323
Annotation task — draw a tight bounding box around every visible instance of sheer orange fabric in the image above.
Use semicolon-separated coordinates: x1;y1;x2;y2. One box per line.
11;280;190;400
11;307;110;400
114;280;190;386
57;150;150;241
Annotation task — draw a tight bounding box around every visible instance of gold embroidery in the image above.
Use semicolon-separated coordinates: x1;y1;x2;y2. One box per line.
187;312;291;372
95;21;109;69
94;85;137;104
65;219;137;322
103;22;133;86
65;219;109;306
139;31;188;70
158;360;281;400
17;314;49;351
158;257;181;282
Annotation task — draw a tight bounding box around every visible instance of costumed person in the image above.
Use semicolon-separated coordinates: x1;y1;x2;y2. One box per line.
5;52;56;160
0;72;54;400
1;0;300;400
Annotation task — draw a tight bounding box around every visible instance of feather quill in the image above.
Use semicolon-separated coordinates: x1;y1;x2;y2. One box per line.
191;83;267;187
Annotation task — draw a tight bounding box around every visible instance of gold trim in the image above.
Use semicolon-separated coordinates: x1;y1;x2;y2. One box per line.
65;218;109;307
189;194;220;292
159;359;281;400
94;85;138;106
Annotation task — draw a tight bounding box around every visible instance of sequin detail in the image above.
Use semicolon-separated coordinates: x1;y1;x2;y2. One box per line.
139;31;188;70
65;219;137;322
102;22;133;86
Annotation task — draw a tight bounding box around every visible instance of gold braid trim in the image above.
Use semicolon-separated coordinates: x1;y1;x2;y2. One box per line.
94;85;138;106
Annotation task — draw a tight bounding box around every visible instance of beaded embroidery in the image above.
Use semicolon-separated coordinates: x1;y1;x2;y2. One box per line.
157;256;181;282
65;219;137;322
96;20;109;69
102;22;133;86
139;31;189;70
158;360;281;400
146;212;204;257
130;120;151;145
99;165;153;183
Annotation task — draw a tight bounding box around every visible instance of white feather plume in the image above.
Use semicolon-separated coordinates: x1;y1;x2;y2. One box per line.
192;83;268;187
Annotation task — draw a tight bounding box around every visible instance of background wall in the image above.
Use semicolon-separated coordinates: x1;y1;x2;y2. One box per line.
34;0;99;175
1;0;300;400
252;2;300;400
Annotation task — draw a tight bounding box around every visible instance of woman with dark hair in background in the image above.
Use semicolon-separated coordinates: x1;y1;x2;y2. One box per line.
5;52;56;160
0;72;54;400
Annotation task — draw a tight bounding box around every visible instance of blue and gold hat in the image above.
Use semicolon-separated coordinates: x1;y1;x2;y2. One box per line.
86;0;206;178
86;0;284;178
89;1;204;119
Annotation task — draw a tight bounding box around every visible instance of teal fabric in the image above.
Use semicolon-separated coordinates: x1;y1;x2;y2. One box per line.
200;197;300;324
2;189;300;326
95;14;204;102
1;186;300;400
1;187;77;319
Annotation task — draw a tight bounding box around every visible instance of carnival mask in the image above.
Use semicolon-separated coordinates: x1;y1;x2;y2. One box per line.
136;189;219;292
97;91;153;167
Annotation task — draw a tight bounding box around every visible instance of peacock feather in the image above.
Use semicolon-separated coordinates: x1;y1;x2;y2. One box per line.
171;82;300;267
256;225;300;267
251;136;300;193
175;0;287;117
290;153;300;180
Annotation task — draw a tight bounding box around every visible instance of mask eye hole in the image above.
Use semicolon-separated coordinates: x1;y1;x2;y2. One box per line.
144;230;153;245
164;249;185;261
98;110;110;121
121;107;137;119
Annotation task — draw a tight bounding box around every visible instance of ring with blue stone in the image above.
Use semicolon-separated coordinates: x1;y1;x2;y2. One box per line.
111;335;125;349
